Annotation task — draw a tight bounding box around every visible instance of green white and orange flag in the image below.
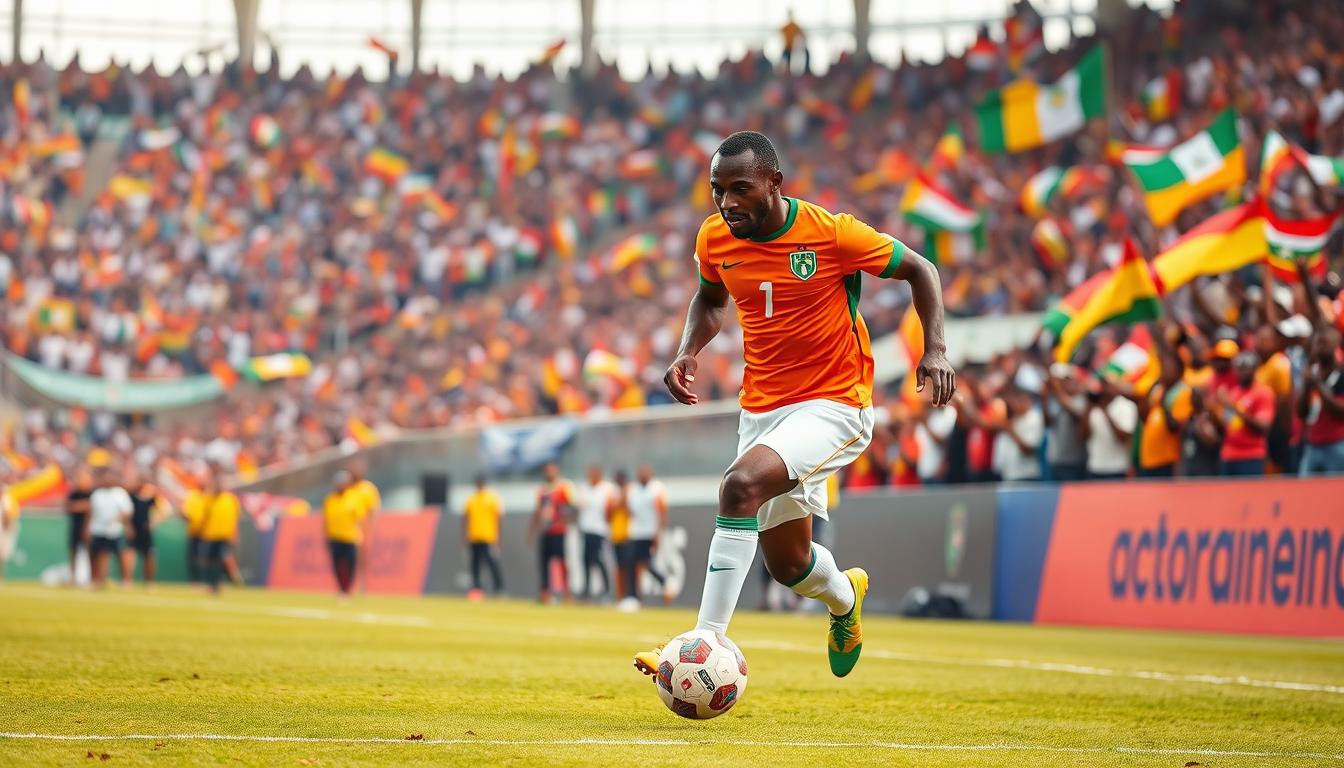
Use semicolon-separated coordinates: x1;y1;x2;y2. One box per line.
1050;239;1165;363
1123;109;1245;227
1292;146;1344;188
1263;206;1338;283
1020;165;1107;218
976;46;1106;154
901;174;981;234
1098;325;1161;393
1151;203;1267;290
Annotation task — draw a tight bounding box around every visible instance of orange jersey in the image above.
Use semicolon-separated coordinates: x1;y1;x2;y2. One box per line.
696;196;906;412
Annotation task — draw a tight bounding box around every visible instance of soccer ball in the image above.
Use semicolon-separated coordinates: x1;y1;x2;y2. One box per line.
653;629;747;719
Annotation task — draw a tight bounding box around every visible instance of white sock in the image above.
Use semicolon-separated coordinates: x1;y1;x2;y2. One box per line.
694;517;759;634
785;543;855;616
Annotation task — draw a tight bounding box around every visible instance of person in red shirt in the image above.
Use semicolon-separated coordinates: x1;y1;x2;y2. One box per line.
1212;352;1275;476
1299;326;1344;476
528;463;575;604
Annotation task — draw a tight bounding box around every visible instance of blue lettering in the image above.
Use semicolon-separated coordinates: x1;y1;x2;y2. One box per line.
1247;530;1270;604
1154;515;1168;600
1272;529;1294;607
1134;531;1152;600
1335;535;1344;610
1211;531;1234;603
1168;531;1191;602
1109;532;1131;599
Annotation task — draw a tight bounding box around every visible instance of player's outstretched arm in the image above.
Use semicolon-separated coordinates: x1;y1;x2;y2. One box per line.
664;280;730;405
889;248;956;407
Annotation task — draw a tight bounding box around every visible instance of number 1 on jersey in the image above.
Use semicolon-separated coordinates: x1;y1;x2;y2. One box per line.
759;281;774;318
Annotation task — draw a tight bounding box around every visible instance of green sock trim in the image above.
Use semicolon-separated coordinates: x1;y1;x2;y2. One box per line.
782;544;818;588
715;515;759;531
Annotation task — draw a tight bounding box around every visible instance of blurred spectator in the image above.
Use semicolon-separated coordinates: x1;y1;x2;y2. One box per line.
199;472;243;593
1137;349;1190;478
1214;353;1276;476
1082;379;1138;481
87;466;133;588
529;462;574;605
322;469;363;598
463;473;505;599
1299;326;1344;475
990;386;1044;482
1043;365;1088;481
576;465;611;602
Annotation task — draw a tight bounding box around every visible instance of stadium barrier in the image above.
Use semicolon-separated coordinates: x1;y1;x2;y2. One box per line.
0;516;195;583
994;477;1344;637
248;488;999;615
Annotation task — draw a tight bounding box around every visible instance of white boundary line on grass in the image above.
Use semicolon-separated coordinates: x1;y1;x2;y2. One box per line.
6;586;1343;696
1;732;1341;760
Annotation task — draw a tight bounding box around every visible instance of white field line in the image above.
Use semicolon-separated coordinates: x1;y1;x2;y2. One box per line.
0;732;1340;760
5;586;1342;696
744;638;1344;695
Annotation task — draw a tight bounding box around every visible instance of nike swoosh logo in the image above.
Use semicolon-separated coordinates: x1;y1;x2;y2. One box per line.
707;565;735;573
720;260;744;270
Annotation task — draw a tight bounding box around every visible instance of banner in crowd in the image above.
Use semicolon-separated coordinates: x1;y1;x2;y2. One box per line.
996;479;1344;636
265;510;440;595
5;353;225;412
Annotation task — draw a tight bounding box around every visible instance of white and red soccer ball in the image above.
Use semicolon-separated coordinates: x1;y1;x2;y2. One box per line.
654;629;748;719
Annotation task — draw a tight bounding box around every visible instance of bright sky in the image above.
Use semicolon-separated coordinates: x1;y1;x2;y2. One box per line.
2;0;1171;80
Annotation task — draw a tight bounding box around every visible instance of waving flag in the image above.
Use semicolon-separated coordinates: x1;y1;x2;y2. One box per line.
1141;69;1181;123
1099;326;1161;393
976;47;1106;153
606;233;658;273
1259;130;1294;198
930;125;966;171
241;353;312;382
551;215;579;260
1263;207;1338;283
1293;147;1344;188
1051;239;1164;363
901;174;981;233
364;147;408;183
1123;109;1245;227
1032;218;1069;270
1152;203;1268;290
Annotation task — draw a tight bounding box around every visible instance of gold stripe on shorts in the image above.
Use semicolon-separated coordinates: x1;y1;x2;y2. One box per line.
799;432;864;484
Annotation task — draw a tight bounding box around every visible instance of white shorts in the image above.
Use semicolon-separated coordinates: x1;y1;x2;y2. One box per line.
736;399;875;531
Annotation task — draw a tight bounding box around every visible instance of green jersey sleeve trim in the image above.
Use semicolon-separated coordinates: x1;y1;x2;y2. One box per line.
878;239;905;279
698;273;723;289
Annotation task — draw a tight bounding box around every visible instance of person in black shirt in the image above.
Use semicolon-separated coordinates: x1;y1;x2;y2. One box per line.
127;469;166;587
65;467;94;586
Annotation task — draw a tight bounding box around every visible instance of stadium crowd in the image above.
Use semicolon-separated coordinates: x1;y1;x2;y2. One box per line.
0;0;1342;498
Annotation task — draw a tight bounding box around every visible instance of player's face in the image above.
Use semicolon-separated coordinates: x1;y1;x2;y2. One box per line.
710;151;779;240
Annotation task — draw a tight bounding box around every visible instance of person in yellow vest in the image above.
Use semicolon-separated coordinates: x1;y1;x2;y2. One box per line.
462;473;504;600
181;478;210;583
607;469;633;603
199;473;243;594
0;472;19;582
779;10;808;75
346;462;381;592
323;470;366;597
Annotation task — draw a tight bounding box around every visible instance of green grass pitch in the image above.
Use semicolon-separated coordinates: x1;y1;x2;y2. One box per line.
0;584;1340;767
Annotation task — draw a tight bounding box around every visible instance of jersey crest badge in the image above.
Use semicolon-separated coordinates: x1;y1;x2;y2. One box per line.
788;250;817;280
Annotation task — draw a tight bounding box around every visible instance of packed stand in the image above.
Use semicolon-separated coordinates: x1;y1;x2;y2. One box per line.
0;0;1341;490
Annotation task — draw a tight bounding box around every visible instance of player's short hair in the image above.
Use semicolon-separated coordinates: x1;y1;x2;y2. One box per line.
715;131;780;175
